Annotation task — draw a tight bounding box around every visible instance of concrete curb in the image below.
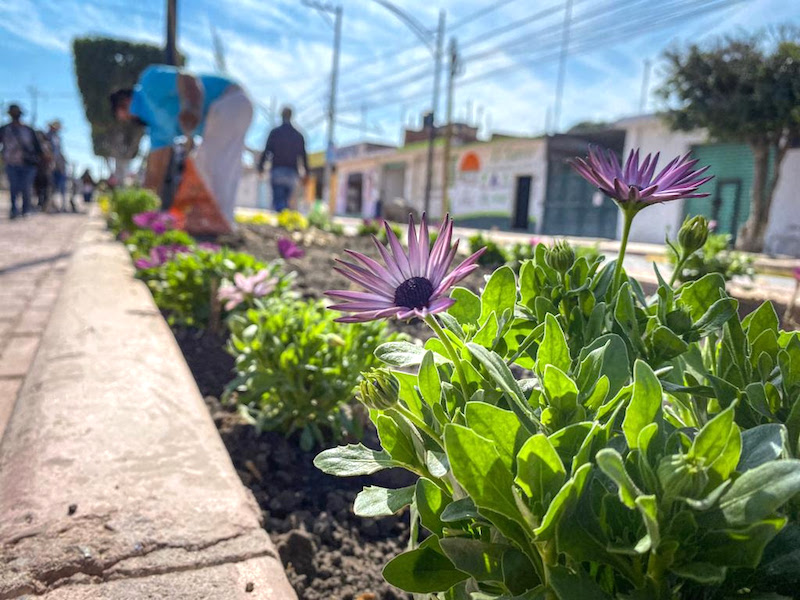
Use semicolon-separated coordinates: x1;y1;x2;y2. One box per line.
0;218;296;599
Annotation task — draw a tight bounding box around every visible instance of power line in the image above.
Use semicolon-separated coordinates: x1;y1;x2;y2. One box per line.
450;0;523;31
326;0;740;117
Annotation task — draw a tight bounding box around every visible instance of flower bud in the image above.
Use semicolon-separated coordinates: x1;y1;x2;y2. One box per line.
545;240;576;274
657;454;709;502
357;369;400;411
678;216;709;256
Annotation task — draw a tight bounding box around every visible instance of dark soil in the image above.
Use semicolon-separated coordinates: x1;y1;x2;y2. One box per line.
205;396;414;600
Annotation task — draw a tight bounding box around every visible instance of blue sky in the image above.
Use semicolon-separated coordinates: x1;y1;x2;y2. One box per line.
0;0;797;176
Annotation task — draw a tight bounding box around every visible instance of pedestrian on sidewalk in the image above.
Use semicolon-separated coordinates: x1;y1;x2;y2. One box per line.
257;107;309;213
46;120;74;212
80;170;95;204
0;104;43;219
110;65;253;227
33;130;54;212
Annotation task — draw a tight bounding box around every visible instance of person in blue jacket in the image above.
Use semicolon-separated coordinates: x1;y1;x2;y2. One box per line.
110;65;253;225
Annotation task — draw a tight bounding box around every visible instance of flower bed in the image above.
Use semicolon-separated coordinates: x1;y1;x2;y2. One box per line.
105;145;800;600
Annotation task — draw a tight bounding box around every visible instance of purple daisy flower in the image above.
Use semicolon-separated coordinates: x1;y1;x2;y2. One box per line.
217;269;277;311
133;244;189;270
569;147;713;207
132;211;177;235
277;237;305;259
326;214;485;323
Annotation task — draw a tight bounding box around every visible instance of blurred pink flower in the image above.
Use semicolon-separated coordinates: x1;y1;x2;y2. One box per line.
793;266;800;281
708;220;718;232
277;237;305;259
132;211;176;235
217;269;277;310
134;244;189;270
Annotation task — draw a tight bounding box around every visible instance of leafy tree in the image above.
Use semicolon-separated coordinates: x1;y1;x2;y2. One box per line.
659;30;800;252
72;38;182;176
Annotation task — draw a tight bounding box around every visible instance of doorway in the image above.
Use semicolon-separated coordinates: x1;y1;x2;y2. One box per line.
345;173;363;215
512;175;533;230
711;179;743;244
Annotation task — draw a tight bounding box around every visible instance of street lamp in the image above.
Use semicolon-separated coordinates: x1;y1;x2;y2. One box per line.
369;1;445;217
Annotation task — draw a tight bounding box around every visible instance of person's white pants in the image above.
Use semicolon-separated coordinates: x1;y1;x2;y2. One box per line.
194;86;253;226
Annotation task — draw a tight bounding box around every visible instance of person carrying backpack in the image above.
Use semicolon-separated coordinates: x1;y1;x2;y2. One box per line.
0;104;43;219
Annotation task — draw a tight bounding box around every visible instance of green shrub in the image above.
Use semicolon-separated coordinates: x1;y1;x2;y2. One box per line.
125;229;196;261
108;187;160;234
145;248;291;327
225;299;404;449
469;232;508;267
316;212;800;598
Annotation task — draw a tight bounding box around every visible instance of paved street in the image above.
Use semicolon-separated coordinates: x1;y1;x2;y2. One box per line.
0;194;87;439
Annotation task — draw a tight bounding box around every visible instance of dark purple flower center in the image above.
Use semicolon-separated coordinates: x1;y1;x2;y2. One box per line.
394;277;433;310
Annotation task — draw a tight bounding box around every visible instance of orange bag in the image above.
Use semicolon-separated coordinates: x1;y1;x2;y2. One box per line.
168;157;232;236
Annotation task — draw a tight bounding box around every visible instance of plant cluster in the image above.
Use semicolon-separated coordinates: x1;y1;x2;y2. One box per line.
225;298;404;450
469;233;509;268
106;187;161;235
308;204;345;234
235;212;274;226
277;209;309;232
315;149;800;599
669;225;755;284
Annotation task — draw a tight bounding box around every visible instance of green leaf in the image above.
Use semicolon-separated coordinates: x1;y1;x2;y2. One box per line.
719;459;800;526
537;314;571;375
649;326;689;361
467;342;539;432
543;365;579;412
439;538;507;582
473;313;499;349
702;518;786;568
441;497;480;522
678;273;727;321
739;424;787;472
502;549;541;595
634;495;660;553
690;404;738;467
382;537;468;593
596;448;641;509
313;443;395;476
548;565;612;600
622;361;663;449
418;350;442;406
549;422;594;468
515;434;566;508
415;478;449;536
466;402;524;470
693;297;738;337
670;562;727;584
376;414;421;470
449;286;481;326
744;301;780;344
444;424;522;525
578;334;631;399
376;341;445;367
354;485;415;517
480;266;517;323
534;463;592;540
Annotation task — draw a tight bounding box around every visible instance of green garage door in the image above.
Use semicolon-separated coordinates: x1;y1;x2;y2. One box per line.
685;144;764;244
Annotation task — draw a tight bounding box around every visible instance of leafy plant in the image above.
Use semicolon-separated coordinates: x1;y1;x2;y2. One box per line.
308;207;344;235
469;232;508;267
108;187;160;235
125;229;195;262
235;212;274;226
277;209;309;232
145;248;291;327
669;230;755;283
314;149;800;599
225;298;404;449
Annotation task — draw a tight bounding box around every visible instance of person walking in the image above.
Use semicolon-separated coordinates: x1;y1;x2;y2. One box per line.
46;120;74;212
0;104;42;219
258;107;309;212
110;65;253;227
80;170;95;204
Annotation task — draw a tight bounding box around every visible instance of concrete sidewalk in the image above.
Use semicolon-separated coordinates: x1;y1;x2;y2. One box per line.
0;217;295;599
0;200;88;439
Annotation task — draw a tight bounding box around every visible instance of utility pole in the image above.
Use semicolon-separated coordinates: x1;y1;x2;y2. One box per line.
165;0;178;66
639;58;652;114
302;0;342;208
441;37;459;221
552;0;573;133
423;9;445;216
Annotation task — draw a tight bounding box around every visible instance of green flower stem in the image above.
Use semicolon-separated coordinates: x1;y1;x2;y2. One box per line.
614;208;636;294
424;315;471;402
668;251;689;287
394;404;445;452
